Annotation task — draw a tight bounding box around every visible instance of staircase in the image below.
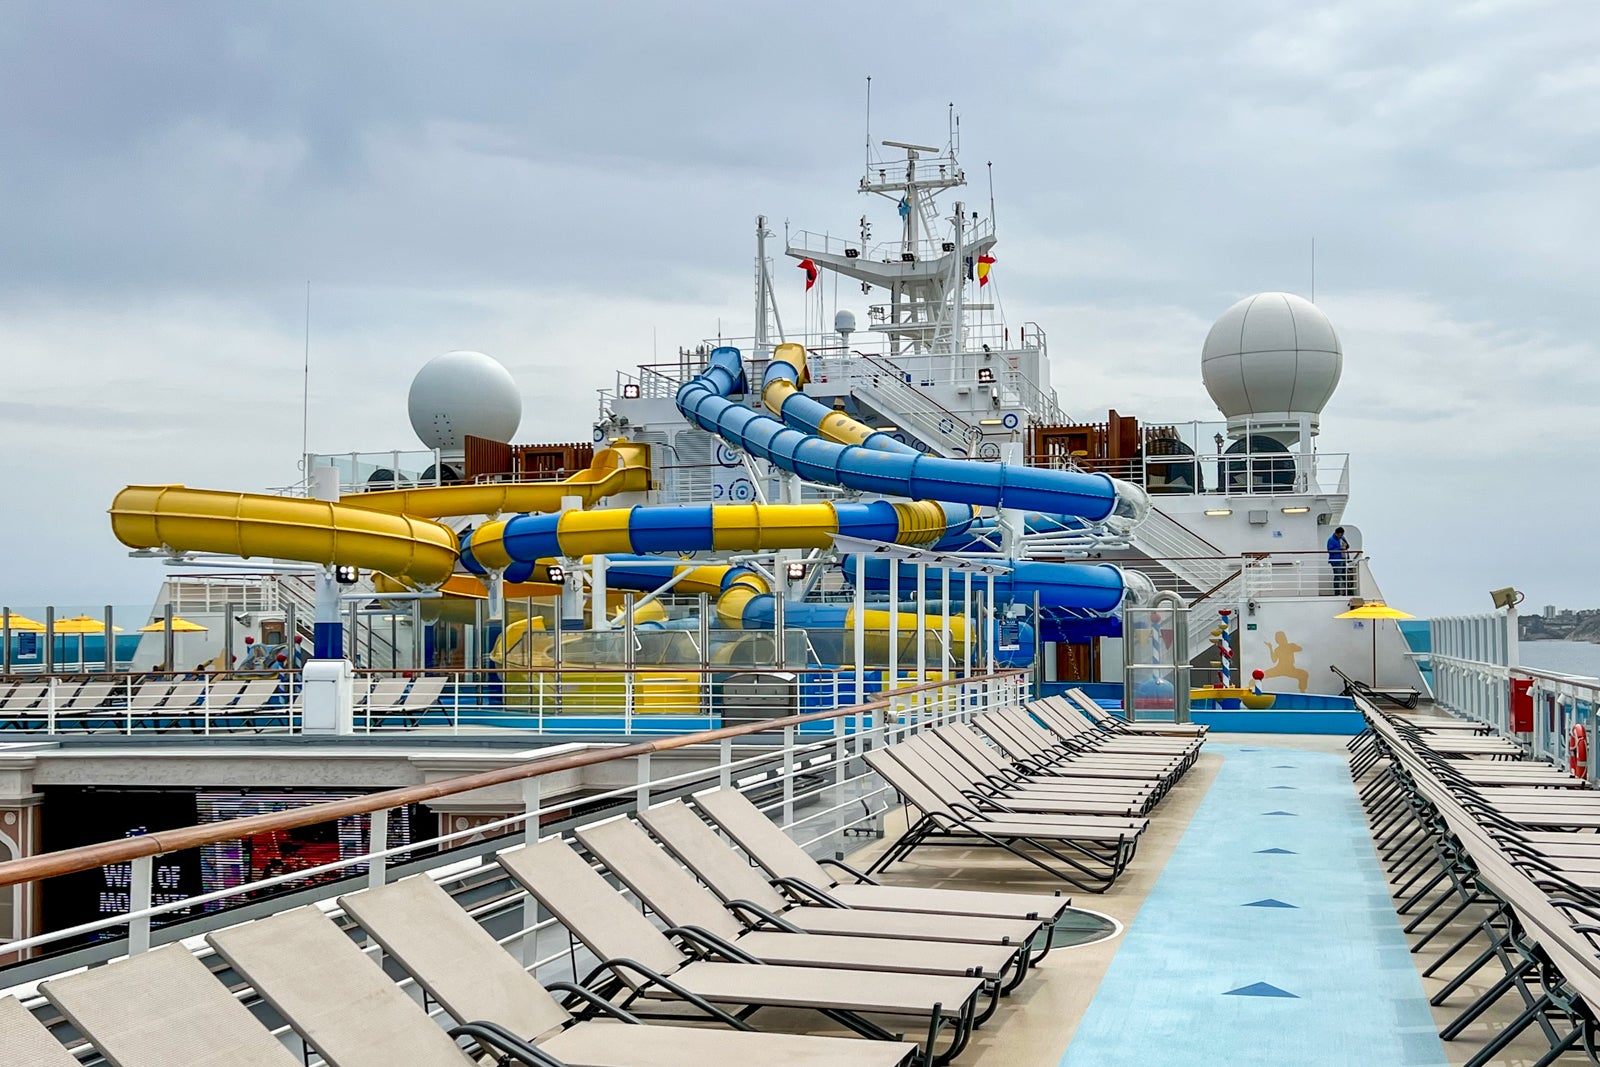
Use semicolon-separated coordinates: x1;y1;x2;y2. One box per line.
851;355;982;457
1129;507;1235;592
274;574;408;668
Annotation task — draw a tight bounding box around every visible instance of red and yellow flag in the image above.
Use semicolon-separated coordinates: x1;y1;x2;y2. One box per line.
976;254;995;287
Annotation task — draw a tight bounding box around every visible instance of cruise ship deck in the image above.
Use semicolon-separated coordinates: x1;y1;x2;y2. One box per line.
2;678;1589;1067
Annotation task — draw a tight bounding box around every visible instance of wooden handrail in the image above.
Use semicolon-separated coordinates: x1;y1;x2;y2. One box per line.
0;671;1025;888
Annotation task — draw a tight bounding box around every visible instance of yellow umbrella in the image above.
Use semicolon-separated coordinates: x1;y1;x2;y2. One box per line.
54;615;124;634
1334;600;1415;684
53;616;124;671
140;616;208;673
0;613;46;632
137;617;209;633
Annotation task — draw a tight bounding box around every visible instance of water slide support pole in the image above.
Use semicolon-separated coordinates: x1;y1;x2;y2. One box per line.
888;563;900;692
940;563;952;688
591;555;609;630
697;592;711;717
410;599;423;670
986;572;998;679
853;553;866;705
915;561;927;687
311;464;344;659
963;572;973;681
773;585;786;668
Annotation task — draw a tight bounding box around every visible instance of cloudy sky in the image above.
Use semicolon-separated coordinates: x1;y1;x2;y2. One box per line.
2;1;1595;617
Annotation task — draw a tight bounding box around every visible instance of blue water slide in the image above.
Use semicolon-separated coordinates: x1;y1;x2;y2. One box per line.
677;347;1123;521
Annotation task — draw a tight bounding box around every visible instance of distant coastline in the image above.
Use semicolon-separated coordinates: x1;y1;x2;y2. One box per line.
1519;611;1600;645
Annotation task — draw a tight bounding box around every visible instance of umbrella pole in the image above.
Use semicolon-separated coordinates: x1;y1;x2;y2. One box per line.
1372;624;1378;685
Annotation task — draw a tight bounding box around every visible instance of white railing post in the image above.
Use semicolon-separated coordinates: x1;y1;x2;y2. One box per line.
636;752;651;812
368;808;389;889
129;855;153;954
519;776;542;966
719;735;733;789
782;725;796;828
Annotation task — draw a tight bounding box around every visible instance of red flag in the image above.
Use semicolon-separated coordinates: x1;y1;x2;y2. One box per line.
976;254;995;287
798;258;818;290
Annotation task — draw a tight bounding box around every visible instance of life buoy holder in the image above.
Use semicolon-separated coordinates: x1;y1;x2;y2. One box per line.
1570;724;1588;778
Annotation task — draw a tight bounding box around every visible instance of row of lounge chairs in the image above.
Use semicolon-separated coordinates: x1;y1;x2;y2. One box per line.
1;788;1089;1067
0;673;449;730
1351;701;1600;1064
0;677;287;729
862;694;1205;891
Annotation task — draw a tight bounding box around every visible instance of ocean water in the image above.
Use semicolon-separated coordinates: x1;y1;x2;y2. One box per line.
1520;640;1600;679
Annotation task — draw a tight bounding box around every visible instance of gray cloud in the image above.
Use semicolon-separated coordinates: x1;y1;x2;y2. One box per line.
0;0;1594;615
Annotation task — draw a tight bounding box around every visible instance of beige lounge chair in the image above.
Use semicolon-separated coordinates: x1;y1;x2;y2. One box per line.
498;838;985;1065
206;905;547;1066
862;748;1144;892
575;815;1021;1001
693;788;1075;921
1054;690;1209;738
40;943;302;1067
637;799;1048;950
338;873;919;1067
0;996;78;1067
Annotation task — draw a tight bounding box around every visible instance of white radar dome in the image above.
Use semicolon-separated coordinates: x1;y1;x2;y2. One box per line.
407;350;523;452
1201;292;1342;438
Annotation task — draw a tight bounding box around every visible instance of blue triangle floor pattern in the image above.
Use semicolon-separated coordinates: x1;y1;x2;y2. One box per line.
1223;982;1299;999
1058;744;1447;1067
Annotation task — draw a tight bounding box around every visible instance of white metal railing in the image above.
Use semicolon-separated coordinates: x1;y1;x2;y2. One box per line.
849;356;981;455
1129;508;1231;592
0;672;1027;985
0;671;301;735
1431;613;1518;736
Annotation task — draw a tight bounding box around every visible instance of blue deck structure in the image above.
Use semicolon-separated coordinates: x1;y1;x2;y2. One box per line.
1059;744;1447;1067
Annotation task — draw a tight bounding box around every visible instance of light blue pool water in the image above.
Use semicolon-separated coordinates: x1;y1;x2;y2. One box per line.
1059;744;1447;1067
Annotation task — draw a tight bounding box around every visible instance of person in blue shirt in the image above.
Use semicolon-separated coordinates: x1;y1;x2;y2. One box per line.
1327;526;1353;596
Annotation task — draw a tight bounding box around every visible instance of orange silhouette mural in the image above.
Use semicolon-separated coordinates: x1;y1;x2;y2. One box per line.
1262;631;1309;692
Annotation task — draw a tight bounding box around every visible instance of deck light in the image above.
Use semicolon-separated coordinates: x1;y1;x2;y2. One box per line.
1203;508;1233;517
621;383;641;399
546;565;566;584
1280;506;1310;514
786;562;807;581
977;367;995;383
979;418;1003;426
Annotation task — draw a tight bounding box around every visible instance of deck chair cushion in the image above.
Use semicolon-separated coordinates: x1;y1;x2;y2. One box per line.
206;905;475;1066
41;943;300;1067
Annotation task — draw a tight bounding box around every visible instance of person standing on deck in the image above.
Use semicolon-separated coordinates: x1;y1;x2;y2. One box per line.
1327;526;1353;596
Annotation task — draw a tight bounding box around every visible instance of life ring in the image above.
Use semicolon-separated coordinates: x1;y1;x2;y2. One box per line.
1570;724;1588;778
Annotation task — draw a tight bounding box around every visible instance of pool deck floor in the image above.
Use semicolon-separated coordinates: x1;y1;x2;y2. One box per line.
843;733;1524;1067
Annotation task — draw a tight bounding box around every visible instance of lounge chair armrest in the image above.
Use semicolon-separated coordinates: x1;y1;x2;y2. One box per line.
817;857;881;885
450;1020;567;1067
771;875;849;907
666;924;766;964
544;982;644;1024
589;957;757;1032
727;899;807;932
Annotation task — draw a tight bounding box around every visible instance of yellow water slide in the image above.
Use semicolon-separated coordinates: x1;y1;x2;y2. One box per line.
109;485;459;586
109;442;652;590
345;442;650;518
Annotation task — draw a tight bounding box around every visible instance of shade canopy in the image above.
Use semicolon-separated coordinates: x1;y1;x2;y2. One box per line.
139;616;209;633
0;613;46;632
53;615;125;634
1334;601;1415;621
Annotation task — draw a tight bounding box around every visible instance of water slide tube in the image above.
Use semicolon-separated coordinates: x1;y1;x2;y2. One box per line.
674;345;1137;605
461;501;978;633
341;442;651;518
681;343;1141;522
109;485;459;587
